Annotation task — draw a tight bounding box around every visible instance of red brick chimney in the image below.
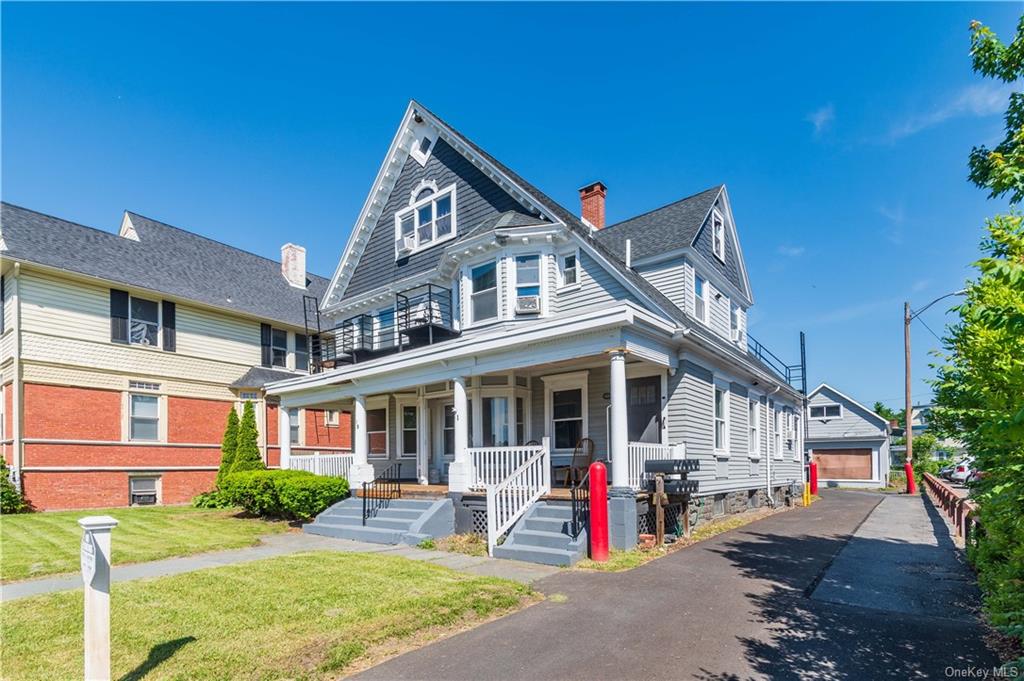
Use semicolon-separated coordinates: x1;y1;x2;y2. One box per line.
579;181;607;229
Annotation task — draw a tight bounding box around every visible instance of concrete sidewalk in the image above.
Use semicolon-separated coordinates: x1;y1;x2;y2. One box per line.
0;532;558;602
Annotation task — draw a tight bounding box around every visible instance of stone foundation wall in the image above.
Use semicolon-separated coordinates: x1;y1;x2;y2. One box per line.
684;486;791;530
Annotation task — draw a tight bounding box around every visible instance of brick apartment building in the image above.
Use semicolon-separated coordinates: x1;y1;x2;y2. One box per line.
0;203;351;510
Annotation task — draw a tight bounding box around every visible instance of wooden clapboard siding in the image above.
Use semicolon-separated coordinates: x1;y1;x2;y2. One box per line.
556;252;639;315
175;304;261;366
19;271;109;342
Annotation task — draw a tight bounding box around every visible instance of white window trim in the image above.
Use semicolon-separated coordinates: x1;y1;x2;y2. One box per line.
410;133;436;166
557;249;581;291
748;393;761;459
509;252;546;317
713;382;730;456
324;409;340;428
128;294;162;350
772;403;783;460
366;396;390;459
809;403;844;420
711;207;726;263
124;391;166;443
394;182;457;257
693;273;709;325
128;473;162;506
540;370;589;454
465;257;501;328
396;397;418;459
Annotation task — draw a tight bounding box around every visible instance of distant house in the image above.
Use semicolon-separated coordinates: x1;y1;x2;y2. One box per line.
805;384;891;488
890;403;965;463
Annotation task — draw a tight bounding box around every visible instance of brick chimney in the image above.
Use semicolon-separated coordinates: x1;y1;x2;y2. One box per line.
281;243;307;289
579;181;607;229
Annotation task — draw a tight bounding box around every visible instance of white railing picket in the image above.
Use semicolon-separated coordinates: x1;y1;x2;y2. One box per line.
626;442;684;490
468;443;543;491
482;437;551;555
287;452;354;480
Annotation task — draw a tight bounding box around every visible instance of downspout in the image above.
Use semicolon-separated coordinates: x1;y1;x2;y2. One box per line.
10;263;22;491
765;382;781;506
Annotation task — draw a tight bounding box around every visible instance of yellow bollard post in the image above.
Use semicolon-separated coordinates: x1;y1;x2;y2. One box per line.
803;483;811;507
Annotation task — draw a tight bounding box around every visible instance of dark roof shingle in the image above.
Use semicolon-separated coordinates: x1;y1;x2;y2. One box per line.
595;185;722;261
1;203;329;328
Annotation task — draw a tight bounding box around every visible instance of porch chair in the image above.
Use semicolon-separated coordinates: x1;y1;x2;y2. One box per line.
553;437;596;487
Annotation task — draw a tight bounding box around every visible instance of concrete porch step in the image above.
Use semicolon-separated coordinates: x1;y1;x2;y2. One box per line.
304;496;454;546
511;529;576;550
492;543;580;567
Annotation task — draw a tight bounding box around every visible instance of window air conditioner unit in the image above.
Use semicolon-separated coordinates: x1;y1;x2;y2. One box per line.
396;235;416;255
516;295;541;314
731;328;742;342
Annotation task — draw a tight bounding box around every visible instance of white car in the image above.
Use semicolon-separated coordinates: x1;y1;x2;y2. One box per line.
949;458;974;484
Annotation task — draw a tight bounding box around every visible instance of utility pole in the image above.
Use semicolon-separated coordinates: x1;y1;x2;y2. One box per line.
904;302;917;494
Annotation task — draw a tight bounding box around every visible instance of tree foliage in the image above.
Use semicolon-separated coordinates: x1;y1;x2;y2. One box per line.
216;407;240;488
0;458;28;514
230;401;265;474
930;14;1024;668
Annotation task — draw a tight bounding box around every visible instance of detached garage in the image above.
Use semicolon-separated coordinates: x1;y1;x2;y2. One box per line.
806;384;892;489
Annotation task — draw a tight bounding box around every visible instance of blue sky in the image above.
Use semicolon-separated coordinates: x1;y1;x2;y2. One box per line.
2;2;1018;410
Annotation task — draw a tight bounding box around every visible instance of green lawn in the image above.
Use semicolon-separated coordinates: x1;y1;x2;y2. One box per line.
0;506;286;582
1;552;533;680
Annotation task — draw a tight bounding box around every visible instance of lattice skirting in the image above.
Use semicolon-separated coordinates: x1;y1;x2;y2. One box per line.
637;502;684;536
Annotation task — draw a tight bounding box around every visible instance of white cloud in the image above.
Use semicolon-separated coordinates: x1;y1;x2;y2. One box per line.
885;82;1012;142
777;245;805;257
806;104;835;137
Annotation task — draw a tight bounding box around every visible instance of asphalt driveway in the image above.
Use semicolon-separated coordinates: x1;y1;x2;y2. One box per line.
357;490;997;680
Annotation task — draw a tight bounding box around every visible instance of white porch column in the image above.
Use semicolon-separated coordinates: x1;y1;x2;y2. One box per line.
278;405;291;470
447;376;473;493
348;395;376;488
417;394;429;485
609;350;629;490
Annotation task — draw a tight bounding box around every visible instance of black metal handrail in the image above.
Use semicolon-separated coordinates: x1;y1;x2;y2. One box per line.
362;463;402;525
747;333;803;391
570;468;590;540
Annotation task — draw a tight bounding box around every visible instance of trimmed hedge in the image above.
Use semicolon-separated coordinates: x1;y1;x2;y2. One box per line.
221;469;349;521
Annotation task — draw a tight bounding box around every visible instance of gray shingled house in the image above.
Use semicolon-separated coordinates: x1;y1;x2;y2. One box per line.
805;383;892;488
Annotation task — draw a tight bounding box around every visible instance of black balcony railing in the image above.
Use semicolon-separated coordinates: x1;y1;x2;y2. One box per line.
747;333;806;393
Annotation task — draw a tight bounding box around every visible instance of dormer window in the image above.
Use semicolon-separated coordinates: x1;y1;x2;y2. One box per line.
395;183;457;257
711;208;726;262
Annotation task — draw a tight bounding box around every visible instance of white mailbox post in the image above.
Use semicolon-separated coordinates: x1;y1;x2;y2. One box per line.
79;516;118;681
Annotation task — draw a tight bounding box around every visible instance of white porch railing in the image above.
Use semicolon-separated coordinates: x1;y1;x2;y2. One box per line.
469;444;542;491
483;438;551;555
627;442;685;491
288;452;354;479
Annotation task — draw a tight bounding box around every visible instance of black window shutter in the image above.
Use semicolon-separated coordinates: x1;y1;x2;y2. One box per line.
260;323;272;367
162;301;176;352
110;289;130;344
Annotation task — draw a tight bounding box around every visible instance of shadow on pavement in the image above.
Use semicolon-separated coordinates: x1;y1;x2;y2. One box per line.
694;529;997;680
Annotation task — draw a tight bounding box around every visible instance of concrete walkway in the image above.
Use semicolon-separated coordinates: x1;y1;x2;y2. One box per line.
357;490;997;681
0;532;558;602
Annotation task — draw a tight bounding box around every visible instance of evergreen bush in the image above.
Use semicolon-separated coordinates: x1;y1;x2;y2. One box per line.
216;407;240;487
230;401;265;474
0;458;28;514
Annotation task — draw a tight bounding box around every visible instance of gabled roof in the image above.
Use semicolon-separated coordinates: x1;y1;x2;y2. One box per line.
595;185;722;261
808;383;891;427
230;366;298;389
0;202;329;329
324;100;691;326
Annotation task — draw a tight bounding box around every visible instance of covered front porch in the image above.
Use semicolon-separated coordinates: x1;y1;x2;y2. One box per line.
276;351;682;495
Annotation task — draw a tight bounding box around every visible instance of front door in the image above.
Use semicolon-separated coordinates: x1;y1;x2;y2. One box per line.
627;375;662;443
431;402;456;482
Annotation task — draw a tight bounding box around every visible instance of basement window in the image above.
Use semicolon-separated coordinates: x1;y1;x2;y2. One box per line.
130;476;159;506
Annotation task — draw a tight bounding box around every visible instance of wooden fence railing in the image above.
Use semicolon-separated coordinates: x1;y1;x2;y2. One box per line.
923;472;982;545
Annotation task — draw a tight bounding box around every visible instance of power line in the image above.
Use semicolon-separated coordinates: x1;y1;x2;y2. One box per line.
914;316;944;344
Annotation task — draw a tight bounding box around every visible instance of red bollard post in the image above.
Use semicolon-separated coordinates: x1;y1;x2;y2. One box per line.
809;460;818;496
588;461;609;562
904;461;917;495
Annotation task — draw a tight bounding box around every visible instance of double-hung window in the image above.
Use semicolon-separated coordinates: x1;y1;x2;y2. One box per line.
367;407;388;458
470;261;498;324
552;389;583;450
129;296;160;347
694;275;708;324
395;185;455;255
271;329;288;368
401;405;417;457
130;394;159;441
712;208;726;262
730;305;741;342
295;334;309;372
748;397;760;456
714;387;728;453
772;406;782;458
514;255;541;314
560;253;578;287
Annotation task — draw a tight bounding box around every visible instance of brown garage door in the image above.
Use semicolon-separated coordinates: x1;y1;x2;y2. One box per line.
814;449;872;480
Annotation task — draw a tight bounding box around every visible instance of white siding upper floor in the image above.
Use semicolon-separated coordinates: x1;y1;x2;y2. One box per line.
14;267;310;384
636;256;747;350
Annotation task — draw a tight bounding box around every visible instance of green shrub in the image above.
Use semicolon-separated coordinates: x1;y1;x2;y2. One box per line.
216;408;240;487
231;401;265;474
191;490;234;509
221;469;349;521
1;458;29;514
